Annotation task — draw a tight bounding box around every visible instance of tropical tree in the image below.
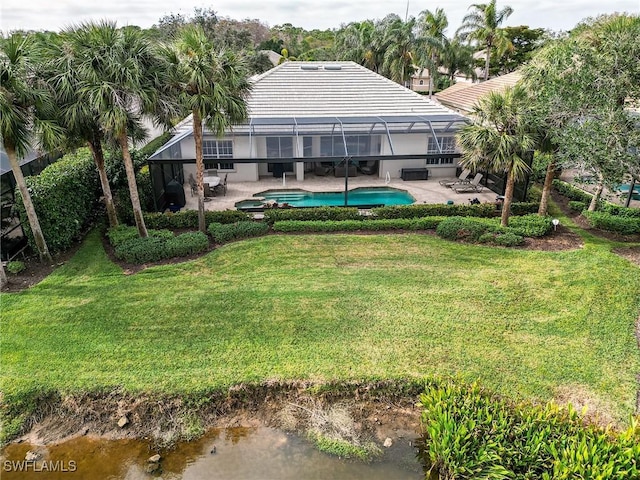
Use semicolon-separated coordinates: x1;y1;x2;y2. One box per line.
42;29;119;227
440;36;477;86
72;21;174;237
164;24;250;233
416;8;449;97
378;15;417;85
0;262;6;289
0;33;58;262
335;20;381;72
456;85;537;226
456;0;514;81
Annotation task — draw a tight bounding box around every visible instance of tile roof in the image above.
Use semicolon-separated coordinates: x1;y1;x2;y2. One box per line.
435;71;522;115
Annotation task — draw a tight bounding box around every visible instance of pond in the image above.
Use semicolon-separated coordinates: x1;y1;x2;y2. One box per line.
1;427;424;479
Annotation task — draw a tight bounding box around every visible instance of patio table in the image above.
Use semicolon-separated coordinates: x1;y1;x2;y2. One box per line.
203;175;220;187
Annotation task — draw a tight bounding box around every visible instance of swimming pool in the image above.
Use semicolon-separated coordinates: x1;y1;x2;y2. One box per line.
235;187;415;209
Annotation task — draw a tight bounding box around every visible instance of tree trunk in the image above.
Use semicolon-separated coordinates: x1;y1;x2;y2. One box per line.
501;169;516;227
88;139;118;228
0;262;7;289
5;145;52;262
118;132;148;237
484;43;491;81
538;159;556;216
588;179;604;212
193;110;207;234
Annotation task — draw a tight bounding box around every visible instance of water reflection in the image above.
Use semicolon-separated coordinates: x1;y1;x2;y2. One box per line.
2;427;423;480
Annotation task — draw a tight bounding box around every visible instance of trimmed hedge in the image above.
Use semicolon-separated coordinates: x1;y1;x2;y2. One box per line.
208;221;269;243
568;200;589;212
600;204;640;218
419;381;640;479
509;202;538;216
506;215;553;238
262;207;361;225
372;203;496;219
112;229;209;263
15;148;99;253
582;211;640;235
107;225;173;247
144;210;249;229
436;217;499;242
553;179;594;204
272;217;445;233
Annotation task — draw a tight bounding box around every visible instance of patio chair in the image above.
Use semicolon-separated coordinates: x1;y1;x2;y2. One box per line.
188;174;197;197
203;183;215;198
452;173;484;193
439;169;471;187
214;174;228;196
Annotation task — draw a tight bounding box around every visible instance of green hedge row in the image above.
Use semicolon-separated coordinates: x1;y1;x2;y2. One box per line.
262;206;361;225
114;166;155;225
372;203;496;219
553;179;594;204
106;224;173;247
272;217;445;233
112;229;209;264
582;211;640;235
419;381;640;479
510;202;539;216
144;209;249;229
600;204;640;218
507;215;553;237
208;221;269;243
16;148;99;253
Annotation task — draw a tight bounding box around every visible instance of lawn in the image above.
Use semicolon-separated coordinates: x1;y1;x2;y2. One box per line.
2;229;639;422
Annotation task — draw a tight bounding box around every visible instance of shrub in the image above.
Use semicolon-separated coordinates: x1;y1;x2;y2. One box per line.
15;148;99;253
262;207;361;225
107;225;173;248
553;179;593;204
506;215;553;238
166;232;209;257
114;166;155;225
272;217;445;233
144;210;248;229
568;200;589;213
582;211;640;235
600;204;640;218
372;203;495;219
494;232;525;247
114;236;169;263
208;221;269;243
509;202;538;216
435;217;496;242
6;261;26;274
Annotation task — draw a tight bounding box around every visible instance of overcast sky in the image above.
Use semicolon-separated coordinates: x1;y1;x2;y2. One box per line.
1;0;638;34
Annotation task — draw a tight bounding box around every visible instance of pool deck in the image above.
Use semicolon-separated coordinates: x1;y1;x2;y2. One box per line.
181;175;501;212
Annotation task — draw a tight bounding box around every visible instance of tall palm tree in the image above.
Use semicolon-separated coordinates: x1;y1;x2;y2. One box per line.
72;21;174;237
378;15;417;85
0;33;58;262
456;0;513;81
416;8;448;98
456;85;537;226
164;25;250;233
41;30;119;228
440;37;478;85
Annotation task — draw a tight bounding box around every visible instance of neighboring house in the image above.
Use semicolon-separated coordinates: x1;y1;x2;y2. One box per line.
149;61;468;206
435;71;522;115
411;67;476;94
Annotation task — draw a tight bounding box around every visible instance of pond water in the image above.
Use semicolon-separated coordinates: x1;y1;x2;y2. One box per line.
1;427;424;480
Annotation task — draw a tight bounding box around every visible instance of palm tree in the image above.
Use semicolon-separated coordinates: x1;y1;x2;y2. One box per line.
416;8;448;98
164;25;250;233
42;30;119;228
456;85;537;226
0;262;7;289
0;33;58;262
72;21;174;237
379;15;417;85
336;21;381;73
440;37;477;85
456;0;513;81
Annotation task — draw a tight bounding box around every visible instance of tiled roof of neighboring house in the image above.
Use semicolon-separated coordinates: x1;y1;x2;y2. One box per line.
435;71;522;115
247;61;462;118
259;50;283;66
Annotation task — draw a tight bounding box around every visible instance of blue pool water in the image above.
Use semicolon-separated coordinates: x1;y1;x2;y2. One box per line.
235;187;415;209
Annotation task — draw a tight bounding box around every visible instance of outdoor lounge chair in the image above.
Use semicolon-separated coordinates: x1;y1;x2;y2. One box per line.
439;169;471;187
452;173;484;193
214;174;228;196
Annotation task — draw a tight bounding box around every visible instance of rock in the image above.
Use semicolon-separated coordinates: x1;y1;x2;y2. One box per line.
148;454;161;463
117;416;128;428
144;462;161;474
383;437;393;448
25;451;40;461
210;446;217;454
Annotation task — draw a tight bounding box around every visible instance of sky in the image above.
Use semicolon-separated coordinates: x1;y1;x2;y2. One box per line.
1;0;639;34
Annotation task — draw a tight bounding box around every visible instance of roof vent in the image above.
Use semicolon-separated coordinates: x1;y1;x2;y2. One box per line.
324;65;342;71
300;65;319;71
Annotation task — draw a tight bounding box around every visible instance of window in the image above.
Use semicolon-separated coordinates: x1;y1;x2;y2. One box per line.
203;139;234;170
419;80;424;85
266;137;294;173
427;136;457;154
319;135;380;156
303;137;313;157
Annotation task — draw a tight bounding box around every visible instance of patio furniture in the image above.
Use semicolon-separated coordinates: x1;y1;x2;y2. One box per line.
439;169;471;187
205;168;218;176
401;167;429;180
203;175;220;187
214;174;228;196
203;183;215;198
452;173;484;193
188;174;197;197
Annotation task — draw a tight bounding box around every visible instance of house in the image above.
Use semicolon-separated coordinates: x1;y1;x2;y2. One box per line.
148;61;468;207
410;67;477;94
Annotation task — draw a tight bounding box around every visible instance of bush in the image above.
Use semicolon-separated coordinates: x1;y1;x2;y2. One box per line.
600;204;640;218
113;230;209;263
506;215;553;238
582;211;640;235
208;221;269;243
107;225;173;248
6;261;26;274
272;217;445;233
144;210;249;229
418;381;640;480
262;207;361;225
509;202;538;216
435;217;497;242
553;179;593;204
15;148;99;253
568;200;589;213
166;232;209;257
494;232;525;246
114;166;155;225
372;203;495;219
114;236;169;263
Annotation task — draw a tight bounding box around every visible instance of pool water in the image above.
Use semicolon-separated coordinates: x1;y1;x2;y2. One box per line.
235;187;415;209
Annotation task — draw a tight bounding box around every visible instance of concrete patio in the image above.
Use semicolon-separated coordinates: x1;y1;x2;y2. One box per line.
180;174;502;212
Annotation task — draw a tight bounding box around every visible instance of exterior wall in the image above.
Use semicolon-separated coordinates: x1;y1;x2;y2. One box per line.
379;133;457;179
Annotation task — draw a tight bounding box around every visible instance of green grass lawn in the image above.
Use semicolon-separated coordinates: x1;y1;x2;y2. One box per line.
2;228;639;422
